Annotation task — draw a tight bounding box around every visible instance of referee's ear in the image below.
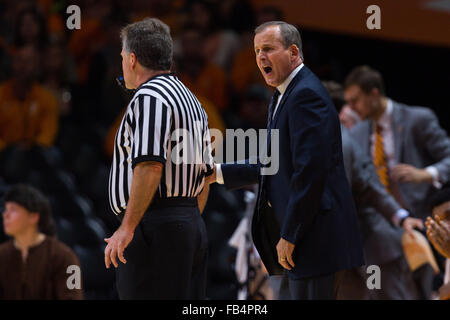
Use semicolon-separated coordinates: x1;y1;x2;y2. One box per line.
129;52;137;69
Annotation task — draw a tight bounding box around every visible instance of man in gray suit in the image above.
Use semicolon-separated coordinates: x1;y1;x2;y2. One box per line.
323;81;425;299
343;66;450;299
344;66;450;221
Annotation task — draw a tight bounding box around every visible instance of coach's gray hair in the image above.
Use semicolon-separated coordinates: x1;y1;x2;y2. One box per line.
255;21;304;61
121;18;173;70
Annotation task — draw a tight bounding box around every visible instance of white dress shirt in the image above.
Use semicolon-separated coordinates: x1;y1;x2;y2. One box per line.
272;63;304;119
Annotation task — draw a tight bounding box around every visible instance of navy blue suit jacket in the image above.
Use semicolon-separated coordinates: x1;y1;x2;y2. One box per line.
222;66;364;279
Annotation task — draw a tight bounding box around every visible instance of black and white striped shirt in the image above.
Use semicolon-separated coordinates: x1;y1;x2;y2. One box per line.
108;73;214;215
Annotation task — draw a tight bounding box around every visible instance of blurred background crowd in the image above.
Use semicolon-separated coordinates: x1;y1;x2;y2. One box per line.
0;0;449;300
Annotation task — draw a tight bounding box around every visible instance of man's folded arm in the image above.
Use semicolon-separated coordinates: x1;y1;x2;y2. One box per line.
417;108;450;187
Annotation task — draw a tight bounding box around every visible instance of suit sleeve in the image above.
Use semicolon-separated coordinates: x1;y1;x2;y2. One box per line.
221;163;259;190
281;89;332;244
414;108;450;185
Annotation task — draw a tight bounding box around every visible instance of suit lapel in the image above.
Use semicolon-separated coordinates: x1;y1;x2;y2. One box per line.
272;66;308;128
391;101;404;163
365;121;372;157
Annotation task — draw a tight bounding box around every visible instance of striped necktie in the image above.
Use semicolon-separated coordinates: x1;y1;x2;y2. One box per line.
374;123;390;191
266;89;280;150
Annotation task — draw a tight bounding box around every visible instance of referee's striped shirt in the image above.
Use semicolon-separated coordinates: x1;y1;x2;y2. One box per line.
108;73;214;216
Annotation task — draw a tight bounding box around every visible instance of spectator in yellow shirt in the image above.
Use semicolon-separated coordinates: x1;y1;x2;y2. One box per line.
0;45;59;151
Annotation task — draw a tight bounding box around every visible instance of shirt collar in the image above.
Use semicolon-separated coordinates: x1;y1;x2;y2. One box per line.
376;98;393;128
277;63;304;95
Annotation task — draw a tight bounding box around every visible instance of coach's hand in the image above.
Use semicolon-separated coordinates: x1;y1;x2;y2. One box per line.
104;227;134;268
276;238;295;270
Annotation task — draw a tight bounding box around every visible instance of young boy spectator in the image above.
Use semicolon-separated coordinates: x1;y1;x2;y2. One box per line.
0;184;83;299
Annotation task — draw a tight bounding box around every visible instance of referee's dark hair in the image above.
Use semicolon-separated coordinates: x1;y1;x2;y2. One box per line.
120;18;173;71
3;184;56;236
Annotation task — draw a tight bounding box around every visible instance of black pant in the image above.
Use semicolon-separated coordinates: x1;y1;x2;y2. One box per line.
115;198;208;299
286;270;345;300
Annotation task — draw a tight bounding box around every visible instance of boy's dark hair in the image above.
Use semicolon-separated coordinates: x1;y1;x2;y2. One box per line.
3;184;56;236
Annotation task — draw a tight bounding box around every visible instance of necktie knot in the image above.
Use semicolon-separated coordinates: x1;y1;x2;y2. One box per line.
376;123;383;134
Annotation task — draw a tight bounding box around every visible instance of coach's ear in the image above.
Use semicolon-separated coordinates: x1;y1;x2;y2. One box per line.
289;44;300;62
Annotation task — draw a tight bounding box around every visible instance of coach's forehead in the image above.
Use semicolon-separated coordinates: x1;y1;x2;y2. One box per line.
254;25;283;46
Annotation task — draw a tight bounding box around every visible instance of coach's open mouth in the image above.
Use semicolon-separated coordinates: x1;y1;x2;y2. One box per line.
263;66;272;74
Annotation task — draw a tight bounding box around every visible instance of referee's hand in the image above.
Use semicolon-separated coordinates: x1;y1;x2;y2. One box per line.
104;227;134;269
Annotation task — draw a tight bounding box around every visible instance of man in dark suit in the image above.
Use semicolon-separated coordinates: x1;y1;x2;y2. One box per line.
208;21;364;299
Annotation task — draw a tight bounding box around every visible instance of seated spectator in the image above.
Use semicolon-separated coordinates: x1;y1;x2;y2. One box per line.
0;45;59;151
323;80;361;129
128;0;184;37
175;25;228;111
13;6;48;51
230;5;283;96
42;38;77;117
339;105;361;129
238;84;271;130
188;0;240;70
35;0;65;39
0;184;83;299
67;0;110;84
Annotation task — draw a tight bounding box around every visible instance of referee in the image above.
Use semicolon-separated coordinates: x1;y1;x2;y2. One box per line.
104;18;214;299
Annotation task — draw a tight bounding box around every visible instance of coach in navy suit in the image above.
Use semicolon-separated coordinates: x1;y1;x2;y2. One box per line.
208;21;364;299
